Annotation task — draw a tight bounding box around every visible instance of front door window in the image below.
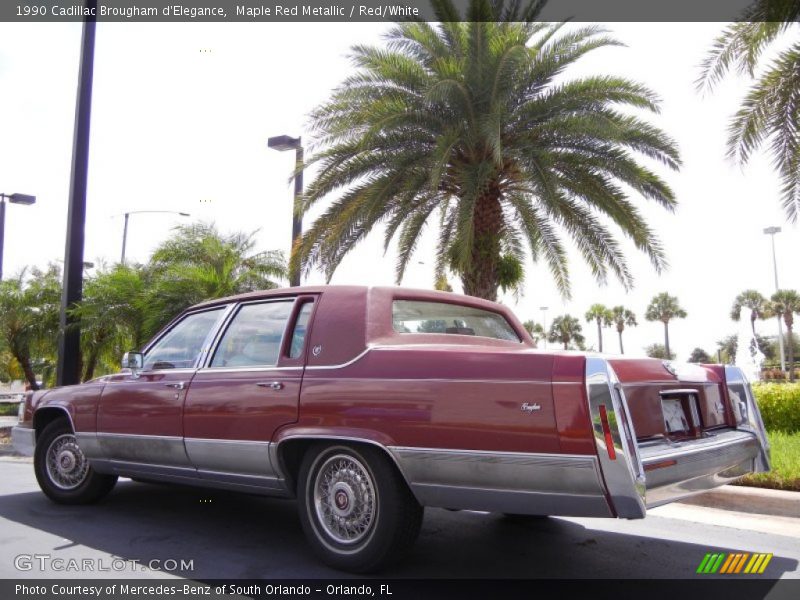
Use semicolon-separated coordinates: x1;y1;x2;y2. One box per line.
144;308;226;370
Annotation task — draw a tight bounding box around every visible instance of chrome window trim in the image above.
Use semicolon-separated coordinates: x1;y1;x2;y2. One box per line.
585;357;647;519
195;365;305;374
119;368;196;376
304;347;372;370
203;297;297;370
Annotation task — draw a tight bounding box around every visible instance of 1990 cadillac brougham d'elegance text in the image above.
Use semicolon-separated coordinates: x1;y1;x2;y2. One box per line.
13;286;770;571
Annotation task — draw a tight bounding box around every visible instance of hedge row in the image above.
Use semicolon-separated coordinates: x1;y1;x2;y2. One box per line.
751;382;800;433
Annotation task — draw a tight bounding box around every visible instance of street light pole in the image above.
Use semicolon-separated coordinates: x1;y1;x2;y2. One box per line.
0;192;36;281
119;210;190;264
540;306;549;349
121;212;129;263
268;135;304;287
764;226;786;373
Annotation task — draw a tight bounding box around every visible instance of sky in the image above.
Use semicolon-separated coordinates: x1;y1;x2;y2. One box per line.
0;20;798;362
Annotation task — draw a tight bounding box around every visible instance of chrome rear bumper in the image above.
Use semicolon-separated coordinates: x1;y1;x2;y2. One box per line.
639;429;761;508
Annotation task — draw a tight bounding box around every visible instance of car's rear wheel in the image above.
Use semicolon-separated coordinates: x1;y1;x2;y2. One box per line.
297;443;423;573
34;419;117;504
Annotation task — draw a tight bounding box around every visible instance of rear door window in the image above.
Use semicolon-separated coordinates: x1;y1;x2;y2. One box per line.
210;301;294;368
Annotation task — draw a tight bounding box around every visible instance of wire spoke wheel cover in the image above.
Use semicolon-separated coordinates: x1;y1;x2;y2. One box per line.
312;453;377;545
45;433;89;490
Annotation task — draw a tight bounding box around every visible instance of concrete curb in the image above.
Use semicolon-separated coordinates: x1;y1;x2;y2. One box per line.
678;484;800;518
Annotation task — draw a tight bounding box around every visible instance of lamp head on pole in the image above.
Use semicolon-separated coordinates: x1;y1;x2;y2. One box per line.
763;226;782;235
8;193;36;205
268;135;302;152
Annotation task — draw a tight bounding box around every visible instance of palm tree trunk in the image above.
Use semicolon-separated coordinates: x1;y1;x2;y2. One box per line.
663;320;671;359
787;322;795;382
751;312;757;337
618;329;624;354
83;348;99;382
20;357;39;391
460;192;502;301
597;319;603;353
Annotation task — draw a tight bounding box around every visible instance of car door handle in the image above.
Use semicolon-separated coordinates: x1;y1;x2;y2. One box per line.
164;381;185;390
257;382;284;391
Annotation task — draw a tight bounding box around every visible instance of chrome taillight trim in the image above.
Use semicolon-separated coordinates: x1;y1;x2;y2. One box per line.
724;365;771;472
585;357;647;519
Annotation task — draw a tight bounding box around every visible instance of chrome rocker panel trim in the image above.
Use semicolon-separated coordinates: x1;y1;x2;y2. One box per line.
387;447;613;517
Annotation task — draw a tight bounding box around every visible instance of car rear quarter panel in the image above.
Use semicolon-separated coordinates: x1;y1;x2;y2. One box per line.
293;345;560;453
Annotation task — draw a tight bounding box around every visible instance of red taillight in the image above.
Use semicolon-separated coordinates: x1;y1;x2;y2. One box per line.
599;404;616;460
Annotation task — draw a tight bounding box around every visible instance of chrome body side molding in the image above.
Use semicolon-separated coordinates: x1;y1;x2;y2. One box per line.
387;447;613;517
585;357;647;519
88;459;290;496
184;437;275;478
91;432;193;468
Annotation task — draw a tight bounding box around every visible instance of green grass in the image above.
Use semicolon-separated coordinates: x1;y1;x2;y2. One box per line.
0;403;20;417
736;431;800;492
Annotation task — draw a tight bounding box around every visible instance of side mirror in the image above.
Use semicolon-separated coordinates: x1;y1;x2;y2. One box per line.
121;352;144;376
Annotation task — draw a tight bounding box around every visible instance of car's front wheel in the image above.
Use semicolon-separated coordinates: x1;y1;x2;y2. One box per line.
297;444;422;573
34;419;117;504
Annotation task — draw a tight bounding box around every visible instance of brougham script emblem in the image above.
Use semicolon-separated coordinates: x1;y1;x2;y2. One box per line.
521;402;541;413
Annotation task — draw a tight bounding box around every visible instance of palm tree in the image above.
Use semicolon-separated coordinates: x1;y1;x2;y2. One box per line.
295;0;680;301
72;264;151;381
698;1;800;222
548;315;585;350
522;319;545;346
147;223;287;335
644;343;674;360
730;289;768;336
610;305;637;354
0;266;61;390
768;289;800;381
585;304;612;353
645;293;687;360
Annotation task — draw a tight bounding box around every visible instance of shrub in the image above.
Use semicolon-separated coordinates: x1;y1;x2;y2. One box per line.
751;383;800;433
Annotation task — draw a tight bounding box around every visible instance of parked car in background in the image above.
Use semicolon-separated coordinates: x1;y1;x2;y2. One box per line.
13;286;771;572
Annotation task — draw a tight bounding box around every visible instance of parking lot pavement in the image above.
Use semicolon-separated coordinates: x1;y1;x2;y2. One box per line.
0;457;798;581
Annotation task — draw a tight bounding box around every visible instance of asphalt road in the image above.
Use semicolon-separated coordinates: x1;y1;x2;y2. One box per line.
0;456;798;582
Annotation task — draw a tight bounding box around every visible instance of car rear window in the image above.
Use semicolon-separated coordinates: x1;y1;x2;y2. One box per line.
392;300;521;342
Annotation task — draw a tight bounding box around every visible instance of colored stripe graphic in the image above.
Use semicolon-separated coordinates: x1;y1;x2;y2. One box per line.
696;554;712;574
719;554;736;574
758;554;773;574
699;551;773;575
735;553;750;573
